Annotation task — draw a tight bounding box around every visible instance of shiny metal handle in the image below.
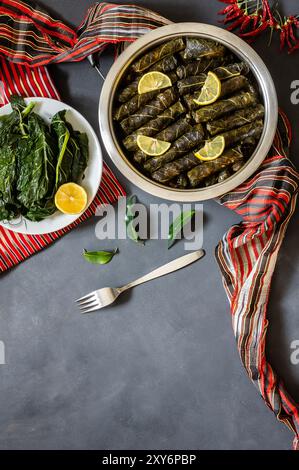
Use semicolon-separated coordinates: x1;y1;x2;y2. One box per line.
87;54;106;81
120;249;205;292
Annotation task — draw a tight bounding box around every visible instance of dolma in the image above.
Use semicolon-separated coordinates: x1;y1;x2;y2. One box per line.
176;56;228;79
118;56;178;103
120;88;177;134
177;66;249;97
114;90;158;121
184;75;249;110
187;147;244;187
123;101;186;151
204;174;219;187
168;174;189;189
177;74;206;96
144;124;205;173
220;119;264;147
133;118;192;164
183;38;226;60
192;91;257;123
213;62;250;80
218;168;231;183
232;161;245;173
131;38;185;73
207;104;265;135
152;152;199;183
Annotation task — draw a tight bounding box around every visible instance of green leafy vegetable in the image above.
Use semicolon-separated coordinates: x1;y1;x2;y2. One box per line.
0;95;89;223
168;210;196;249
125;195;144;245
82;248;118;265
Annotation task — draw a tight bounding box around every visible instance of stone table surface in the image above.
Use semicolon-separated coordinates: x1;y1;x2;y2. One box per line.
0;0;299;450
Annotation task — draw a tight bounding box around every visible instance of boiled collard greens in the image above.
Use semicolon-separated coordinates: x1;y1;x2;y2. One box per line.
0;96;89;222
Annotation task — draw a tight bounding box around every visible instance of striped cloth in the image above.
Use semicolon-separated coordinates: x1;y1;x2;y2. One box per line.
0;0;170;66
1;0;299;450
215;110;299;450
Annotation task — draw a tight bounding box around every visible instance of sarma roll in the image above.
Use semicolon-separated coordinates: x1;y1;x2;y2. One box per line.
220;119;264;147
123;101;186;151
177;66;249;97
176;56;228;79
118;56;178;103
131;38;185;73
218;168;231;183
168;174;189;189
207;104;265;136
120;88;177;134
133;118;192;164
184;76;249;110
152;152;199;183
183;38;226;60
213;62;250;80
192;91;257;123
114;90;158;121
144;123;205;173
187;147;244;187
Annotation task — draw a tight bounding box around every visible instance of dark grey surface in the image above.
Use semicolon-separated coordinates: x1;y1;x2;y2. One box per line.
0;0;299;450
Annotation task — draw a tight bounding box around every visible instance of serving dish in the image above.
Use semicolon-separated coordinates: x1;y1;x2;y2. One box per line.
99;22;278;201
0;97;102;235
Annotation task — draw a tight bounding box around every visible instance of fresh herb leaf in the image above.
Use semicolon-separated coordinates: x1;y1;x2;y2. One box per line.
82;248;118;265
125;195;144;245
168;209;196;249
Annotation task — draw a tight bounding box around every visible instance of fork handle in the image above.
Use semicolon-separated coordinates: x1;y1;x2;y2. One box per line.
119;249;205;292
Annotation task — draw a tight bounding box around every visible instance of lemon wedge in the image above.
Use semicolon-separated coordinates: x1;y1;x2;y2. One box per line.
138;71;172;94
193;71;221;106
136;135;171;156
55;182;87;214
194;135;225;161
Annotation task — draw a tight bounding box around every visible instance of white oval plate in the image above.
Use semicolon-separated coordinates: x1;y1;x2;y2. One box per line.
0;97;102;235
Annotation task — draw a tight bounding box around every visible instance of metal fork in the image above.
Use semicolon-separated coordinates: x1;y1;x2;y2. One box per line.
76;249;205;313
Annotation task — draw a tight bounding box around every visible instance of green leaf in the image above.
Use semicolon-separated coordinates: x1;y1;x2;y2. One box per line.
125;195;144;245
168;209;196;249
82;248;118;265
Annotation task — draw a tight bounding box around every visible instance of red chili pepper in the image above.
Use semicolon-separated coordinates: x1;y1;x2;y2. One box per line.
289;23;296;43
218;5;236;15
224;11;244;24
240;15;252;32
280;28;286;50
227;16;247;31
252;15;260;30
263;0;275;26
240;20;269;37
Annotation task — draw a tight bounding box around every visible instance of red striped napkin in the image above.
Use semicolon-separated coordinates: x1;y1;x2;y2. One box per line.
1;0;299;450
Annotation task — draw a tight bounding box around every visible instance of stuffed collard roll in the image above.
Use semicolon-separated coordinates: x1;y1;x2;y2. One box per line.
144;123;205;173
114;72;177;121
152;152;199;183
176;56;229;79
184;76;249;110
120;88;177;134
192;91;257;123
177;63;250;96
187;147;244;187
131;38;185;73
182;38;226;60
207;105;265;136
220;120;264;147
118;56;178;103
123;101;186;151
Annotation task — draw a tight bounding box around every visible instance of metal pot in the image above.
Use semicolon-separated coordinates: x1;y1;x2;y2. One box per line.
99;23;278;201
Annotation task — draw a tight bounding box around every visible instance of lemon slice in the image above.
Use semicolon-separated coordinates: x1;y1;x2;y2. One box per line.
193;71;221;106
55;182;87;214
138;71;172;94
137;135;171;156
194;135;225;161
